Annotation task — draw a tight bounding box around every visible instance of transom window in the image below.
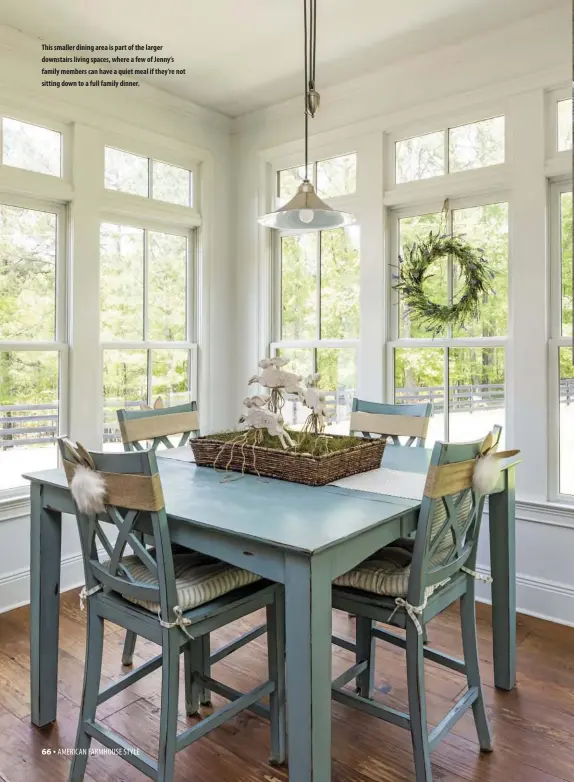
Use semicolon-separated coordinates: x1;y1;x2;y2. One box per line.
100;221;196;448
395;116;505;184
104;147;193;207
0;199;66;491
557;99;573;152
2;117;62;177
277;152;357;203
391;200;508;445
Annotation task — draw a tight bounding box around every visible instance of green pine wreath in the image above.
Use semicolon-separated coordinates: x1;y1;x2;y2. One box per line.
394;230;495;335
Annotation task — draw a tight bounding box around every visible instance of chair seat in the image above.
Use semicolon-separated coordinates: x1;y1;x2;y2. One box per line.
333;539;415;597
108;551;261;613
333;537;450;601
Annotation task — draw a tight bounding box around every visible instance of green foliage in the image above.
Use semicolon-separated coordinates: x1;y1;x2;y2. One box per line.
394;230;495;336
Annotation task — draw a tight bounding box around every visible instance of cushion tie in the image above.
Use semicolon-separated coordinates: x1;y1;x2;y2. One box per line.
461;566;493;584
158;605;195;640
79;584;102;610
389;595;428;635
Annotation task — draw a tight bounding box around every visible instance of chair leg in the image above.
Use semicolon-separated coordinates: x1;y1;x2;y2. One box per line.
200;634;211;706
355;616;375;698
406;623;432;782
184;636;211;717
157;629;180;782
266;589;286;766
460;588;493;752
121;630;137;666
69;607;104;782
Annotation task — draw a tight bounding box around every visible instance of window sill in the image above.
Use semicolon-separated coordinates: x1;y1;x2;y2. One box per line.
0;490;31;522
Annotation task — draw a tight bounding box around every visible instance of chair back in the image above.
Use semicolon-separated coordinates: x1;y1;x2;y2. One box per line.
350;399;431;447
58;438;178;618
407;435;490;607
117;399;199;452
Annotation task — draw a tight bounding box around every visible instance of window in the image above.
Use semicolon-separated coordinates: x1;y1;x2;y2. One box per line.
396;131;444;184
2;117;62;177
551;182;573;498
104;147;193;207
557;99;573;152
100;222;196;447
277;153;356;204
392;201;508;444
0;200;66;491
395;116;505;184
274;225;360;431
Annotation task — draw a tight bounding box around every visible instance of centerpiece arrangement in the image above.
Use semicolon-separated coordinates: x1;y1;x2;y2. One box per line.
189;357;385;486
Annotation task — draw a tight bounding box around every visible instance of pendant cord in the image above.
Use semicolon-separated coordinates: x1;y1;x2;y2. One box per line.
304;0;309;181
303;0;317;183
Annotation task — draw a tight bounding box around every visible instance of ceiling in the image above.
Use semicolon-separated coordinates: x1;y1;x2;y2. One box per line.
1;0;565;117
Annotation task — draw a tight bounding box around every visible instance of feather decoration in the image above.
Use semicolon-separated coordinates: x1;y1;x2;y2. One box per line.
70;464;107;514
472;454;502;496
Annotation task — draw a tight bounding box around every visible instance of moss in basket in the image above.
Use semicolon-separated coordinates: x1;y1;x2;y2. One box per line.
202;429;362;456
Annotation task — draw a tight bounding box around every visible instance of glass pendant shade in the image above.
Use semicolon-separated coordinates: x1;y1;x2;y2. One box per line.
258;181;356;230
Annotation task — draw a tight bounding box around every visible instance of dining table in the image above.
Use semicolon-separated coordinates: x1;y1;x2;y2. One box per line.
24;443;518;782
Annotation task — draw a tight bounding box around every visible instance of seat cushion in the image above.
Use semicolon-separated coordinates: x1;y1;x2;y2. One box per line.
333;541;413;597
113;551;261;613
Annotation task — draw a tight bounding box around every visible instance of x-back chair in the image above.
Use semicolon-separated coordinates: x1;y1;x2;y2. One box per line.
117;398;200;452
332;434;496;782
117;398;201;666
59;439;285;782
350;398;432;447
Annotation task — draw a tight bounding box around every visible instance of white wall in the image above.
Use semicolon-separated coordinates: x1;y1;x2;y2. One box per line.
0;26;236;611
231;4;574;625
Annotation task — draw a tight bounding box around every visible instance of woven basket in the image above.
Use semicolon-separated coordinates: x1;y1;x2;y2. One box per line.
190;434;385;486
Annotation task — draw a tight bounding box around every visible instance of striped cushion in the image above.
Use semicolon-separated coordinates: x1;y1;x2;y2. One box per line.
334;491;473;600
110;551;261;613
334;542;413;596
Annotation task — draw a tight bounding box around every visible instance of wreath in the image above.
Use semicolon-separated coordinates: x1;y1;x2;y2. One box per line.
394;230;495;336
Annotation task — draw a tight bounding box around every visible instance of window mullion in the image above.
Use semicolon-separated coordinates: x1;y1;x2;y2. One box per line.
317;230;322;341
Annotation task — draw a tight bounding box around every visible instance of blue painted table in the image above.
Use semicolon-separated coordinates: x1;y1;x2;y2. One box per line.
25;445;517;782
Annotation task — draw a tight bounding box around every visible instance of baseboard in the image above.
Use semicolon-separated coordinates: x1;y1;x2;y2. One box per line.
474;565;574;628
0;552;86;615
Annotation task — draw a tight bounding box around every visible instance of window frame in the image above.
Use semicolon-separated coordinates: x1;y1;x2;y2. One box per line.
548;177;573;503
0;192;69;500
99;213;199;436
386;189;510;443
103;138;201;214
269;148;360;423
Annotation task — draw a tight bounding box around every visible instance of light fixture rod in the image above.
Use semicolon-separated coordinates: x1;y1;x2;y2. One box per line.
303;0;318;182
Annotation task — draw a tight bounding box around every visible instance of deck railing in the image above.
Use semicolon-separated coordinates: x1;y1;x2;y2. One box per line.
2;379;574;447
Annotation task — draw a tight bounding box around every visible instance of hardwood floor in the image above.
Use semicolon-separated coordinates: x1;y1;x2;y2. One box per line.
0;590;573;781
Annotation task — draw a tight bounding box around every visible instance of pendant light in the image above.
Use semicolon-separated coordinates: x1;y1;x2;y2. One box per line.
258;0;356;231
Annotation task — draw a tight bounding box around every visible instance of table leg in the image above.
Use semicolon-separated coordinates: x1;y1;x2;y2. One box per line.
30;484;62;726
488;466;517;690
284;552;332;782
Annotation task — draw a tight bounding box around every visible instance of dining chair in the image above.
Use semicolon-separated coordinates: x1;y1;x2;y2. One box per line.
117;398;203;667
332;434;493;782
117;398;200;452
350;399;432;447
59;438;285;782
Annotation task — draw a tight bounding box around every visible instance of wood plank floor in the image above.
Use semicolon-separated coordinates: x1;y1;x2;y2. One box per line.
0;590;573;782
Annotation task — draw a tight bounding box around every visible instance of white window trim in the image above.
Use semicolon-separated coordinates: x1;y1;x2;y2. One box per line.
548;178;573;504
0;193;69;500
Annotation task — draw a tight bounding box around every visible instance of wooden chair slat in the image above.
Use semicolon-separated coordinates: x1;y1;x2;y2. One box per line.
350;411;429;439
120;409;199;444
